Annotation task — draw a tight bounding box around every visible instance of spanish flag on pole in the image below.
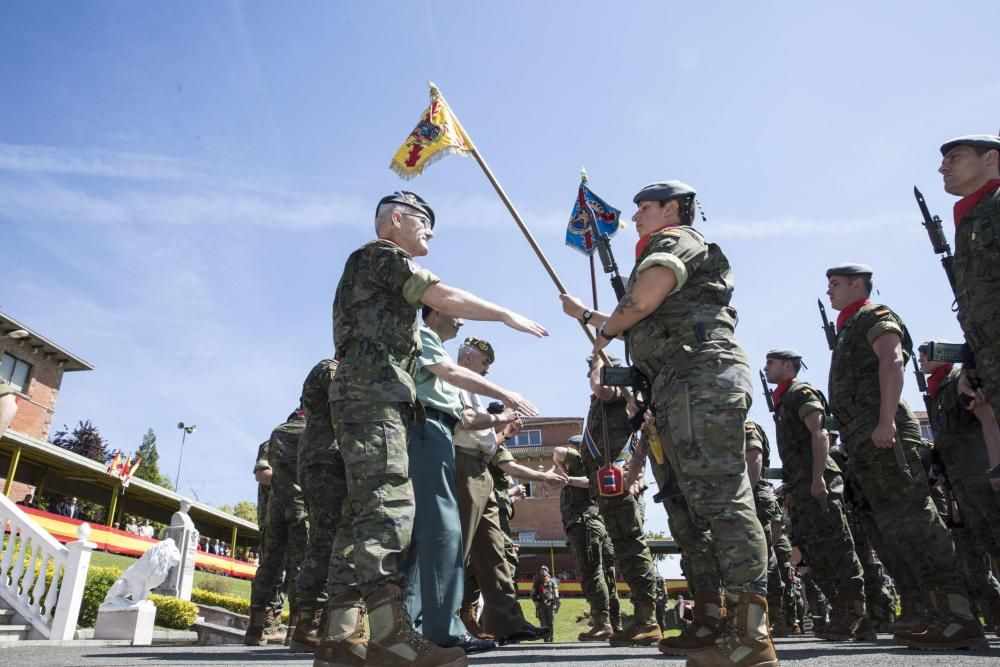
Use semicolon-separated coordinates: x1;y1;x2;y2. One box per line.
390;81;474;179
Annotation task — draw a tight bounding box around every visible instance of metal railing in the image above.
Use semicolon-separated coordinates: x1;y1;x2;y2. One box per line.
0;493;94;640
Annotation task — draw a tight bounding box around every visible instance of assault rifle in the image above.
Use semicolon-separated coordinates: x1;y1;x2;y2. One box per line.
759;370;776;421
817;299;837;351
914;186;957;294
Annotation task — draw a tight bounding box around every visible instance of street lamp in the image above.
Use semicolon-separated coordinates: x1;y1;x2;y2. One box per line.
175;422;197;492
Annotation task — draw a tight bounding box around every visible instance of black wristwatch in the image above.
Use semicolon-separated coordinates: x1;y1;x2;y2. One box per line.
581;309;593;324
598;322;616;341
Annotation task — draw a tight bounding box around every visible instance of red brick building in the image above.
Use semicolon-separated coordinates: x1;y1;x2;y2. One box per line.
0;311;93;500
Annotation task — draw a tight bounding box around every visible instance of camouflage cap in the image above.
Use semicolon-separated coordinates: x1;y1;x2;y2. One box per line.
940;134;1000;156
567;435;583;446
376;190;435;228
632;180;696;204
825;263;874;279
463;336;495;364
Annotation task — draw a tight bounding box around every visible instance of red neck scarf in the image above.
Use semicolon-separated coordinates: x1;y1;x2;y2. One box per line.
635;225;676;259
772;378;793;406
954;178;1000;228
927;363;953;398
836;298;870;332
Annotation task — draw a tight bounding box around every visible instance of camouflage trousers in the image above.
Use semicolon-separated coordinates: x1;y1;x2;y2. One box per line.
788;481;865;604
948;457;1000;562
327;401;414;597
960;313;1000;421
753;481;785;611
566;516;618;618
843;408;964;591
295;457;348;608
773;534;797;621
853;504;914;614
650;456;722;596
251;482;308;608
596;491;658;606
652;367;767;595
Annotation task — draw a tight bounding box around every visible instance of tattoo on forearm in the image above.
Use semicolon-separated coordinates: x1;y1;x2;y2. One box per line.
614;291;638;316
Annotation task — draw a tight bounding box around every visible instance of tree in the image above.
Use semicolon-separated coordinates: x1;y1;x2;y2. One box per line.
218;503;234;515
133;428;174;490
51;419;109;464
233;500;257;523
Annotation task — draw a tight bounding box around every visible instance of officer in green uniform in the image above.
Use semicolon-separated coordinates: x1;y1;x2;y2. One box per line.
577;355;660;647
246;410;308;646
317;190;546;667
553;437;620;642
562;180;774;666
290;359;347;652
824;262;986;650
938;136;1000;461
763;349;870;641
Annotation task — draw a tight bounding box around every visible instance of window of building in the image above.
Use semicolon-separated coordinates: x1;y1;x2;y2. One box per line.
518;531;537;542
512;477;533;498
920;425;933;441
508;429;542;447
1;353;31;392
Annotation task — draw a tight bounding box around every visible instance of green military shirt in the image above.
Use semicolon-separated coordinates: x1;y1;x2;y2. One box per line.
927;365;983;473
490;444;515;523
746;421;782;525
560;448;600;529
828;302;914;442
580;392;633;496
330;240;440;406
268;413;307;491
626;226;750;396
413;326;463;419
953;187;1000;345
774;380;840;487
298;359;340;469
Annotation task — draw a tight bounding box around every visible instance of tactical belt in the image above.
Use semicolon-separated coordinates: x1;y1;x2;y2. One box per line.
424;406;459;431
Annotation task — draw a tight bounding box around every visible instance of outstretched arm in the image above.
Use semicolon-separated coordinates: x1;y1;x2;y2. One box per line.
423;283;547;337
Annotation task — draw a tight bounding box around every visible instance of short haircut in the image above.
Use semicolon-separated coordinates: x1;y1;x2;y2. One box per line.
375;203;405;235
859;275;873;295
421;304;434;321
790;358;802;374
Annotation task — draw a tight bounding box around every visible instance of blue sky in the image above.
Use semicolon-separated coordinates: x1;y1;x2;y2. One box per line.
2;2;997;576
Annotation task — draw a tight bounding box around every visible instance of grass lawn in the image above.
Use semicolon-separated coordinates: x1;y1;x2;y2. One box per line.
517;597;681;643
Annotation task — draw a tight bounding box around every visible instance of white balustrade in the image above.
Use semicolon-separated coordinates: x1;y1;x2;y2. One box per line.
0;493;94;640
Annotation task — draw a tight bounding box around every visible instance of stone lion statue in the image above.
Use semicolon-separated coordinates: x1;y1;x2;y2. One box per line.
102;538;182;607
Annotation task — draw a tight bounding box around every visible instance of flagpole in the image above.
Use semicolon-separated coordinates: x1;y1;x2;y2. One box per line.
589;254;599;310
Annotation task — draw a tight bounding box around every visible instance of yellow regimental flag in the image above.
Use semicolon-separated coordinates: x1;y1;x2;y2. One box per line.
390;81;474;179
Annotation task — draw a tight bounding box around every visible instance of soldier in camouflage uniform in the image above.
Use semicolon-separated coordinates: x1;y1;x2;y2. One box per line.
553;438;621;642
530;566;559;642
763;350;870;641
289;359;348;652
246;410;308;646
564;180;774;666
939;136;1000;476
317;190;546;667
824;263;986;650
576;354;660;646
250;439;287;644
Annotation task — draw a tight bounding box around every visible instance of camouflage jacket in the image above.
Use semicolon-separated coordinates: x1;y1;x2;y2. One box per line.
560;448;599;528
268;413;307;494
298;359;340;469
254;439;270;526
828;302;914;442
330;240;439;405
954;187;1000;346
626;226;750;395
774;380;840;487
927;365;985;473
532;576;558;604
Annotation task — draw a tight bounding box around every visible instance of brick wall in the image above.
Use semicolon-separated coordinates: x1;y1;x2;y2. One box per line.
0;338;64;441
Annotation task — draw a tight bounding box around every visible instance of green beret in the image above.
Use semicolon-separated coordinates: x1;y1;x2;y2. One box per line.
632;180;696;204
463;336;495;364
826;263;874;279
377;190;435;228
940;135;1000;157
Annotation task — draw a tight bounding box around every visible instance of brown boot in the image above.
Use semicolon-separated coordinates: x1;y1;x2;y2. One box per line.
262;607;288;645
886;593;929;633
769;606;790;638
610;600;662;647
290;604;325;653
686;592;778;667
460;601;495;641
894;587;988;651
814;593;867;642
659;593;726;656
313;591;367;667
243;607;268;646
364;584;467;667
578;610;614;642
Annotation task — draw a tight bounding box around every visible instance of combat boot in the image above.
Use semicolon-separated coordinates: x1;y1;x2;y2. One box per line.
459;601;494;641
578;610;614;642
886;593;929;633
243;606;268;646
609;600;662;647
659;592;726;656
686;592;778;667
364;584;467;667
894;586;988;651
814;593;867;641
313;591;367;667
262;607;288;645
768;606;790;638
290;604;325;653
611;605;623;633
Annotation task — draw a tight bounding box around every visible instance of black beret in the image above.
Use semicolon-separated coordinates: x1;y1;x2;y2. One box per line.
766;348;803;361
567;435;583;446
826;263;874;279
633;180;696;204
376;190;435;228
940;135;1000;157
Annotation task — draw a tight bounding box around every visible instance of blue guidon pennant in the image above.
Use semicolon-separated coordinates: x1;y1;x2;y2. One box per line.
565;170;622;256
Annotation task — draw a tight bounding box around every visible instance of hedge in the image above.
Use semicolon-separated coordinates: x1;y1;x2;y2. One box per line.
147;594;200;629
191;588;249;615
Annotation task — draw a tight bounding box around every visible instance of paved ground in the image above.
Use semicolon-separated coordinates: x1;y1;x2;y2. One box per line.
2;635;999;667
